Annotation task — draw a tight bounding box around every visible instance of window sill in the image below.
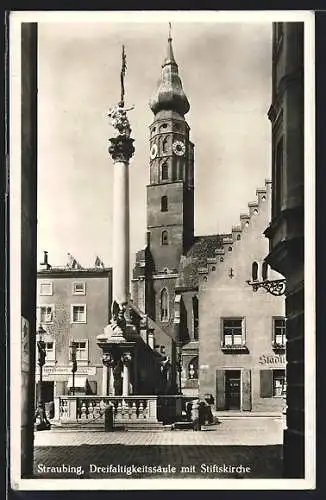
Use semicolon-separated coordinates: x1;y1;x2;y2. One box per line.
221;345;249;354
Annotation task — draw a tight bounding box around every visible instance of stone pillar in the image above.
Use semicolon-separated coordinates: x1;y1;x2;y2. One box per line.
108;135;135;309
121;352;132;396
102;363;108;396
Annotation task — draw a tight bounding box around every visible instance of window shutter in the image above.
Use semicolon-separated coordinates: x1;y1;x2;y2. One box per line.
242;369;252;411
260;370;273;398
216;370;225;410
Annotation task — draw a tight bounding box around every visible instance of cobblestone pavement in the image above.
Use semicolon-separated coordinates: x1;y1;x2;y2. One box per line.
32;419;283;479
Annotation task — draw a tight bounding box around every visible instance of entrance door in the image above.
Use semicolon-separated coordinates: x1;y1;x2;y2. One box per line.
225;371;241;410
42;381;54;403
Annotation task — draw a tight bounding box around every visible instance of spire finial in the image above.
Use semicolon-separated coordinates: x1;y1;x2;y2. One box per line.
168;22;172;40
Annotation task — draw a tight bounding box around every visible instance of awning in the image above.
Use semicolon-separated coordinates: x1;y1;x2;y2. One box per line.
66;376;87;388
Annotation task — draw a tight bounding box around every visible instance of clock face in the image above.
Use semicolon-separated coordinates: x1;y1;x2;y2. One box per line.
172;140;186;156
150;143;158;159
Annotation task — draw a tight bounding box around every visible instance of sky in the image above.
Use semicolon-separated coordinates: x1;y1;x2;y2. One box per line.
37;16;273;270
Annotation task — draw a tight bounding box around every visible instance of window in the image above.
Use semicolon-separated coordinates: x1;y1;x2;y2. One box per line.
162;137;168;153
172;162;177;181
72;282;86;295
192;296;199;341
273;317;286;347
161;196;168;212
69;341;88;361
161;162;168;181
222;318;245;347
252;262;258;281
45;341;55;362
273;369;286;397
161;230;169;246
71;304;87;323
188;357;198;379
39;282;53;296
160;288;169;322
39;305;54;324
274;136;284;216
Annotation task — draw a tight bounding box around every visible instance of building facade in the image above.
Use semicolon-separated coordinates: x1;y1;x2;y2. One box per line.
199;180;286;412
132;33;286;411
36;254;112;402
265;22;305;477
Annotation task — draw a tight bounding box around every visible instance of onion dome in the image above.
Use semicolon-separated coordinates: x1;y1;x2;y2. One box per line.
149;35;190;116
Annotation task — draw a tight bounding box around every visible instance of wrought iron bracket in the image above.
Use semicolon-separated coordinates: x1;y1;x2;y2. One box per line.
246;278;287;296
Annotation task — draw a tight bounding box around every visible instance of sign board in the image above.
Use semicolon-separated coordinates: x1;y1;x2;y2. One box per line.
36;365;97;376
258;354;286;365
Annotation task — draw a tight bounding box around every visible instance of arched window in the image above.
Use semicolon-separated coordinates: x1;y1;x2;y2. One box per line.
192;296;199;341
188;356;198;379
160;288;169;322
162;137;168;153
262;261;269;281
252;261;258;281
161;162;168;181
161;230;169;246
161;195;168;212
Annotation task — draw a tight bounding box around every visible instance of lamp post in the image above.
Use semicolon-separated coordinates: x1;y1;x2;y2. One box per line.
71;342;77;396
34;324;51;430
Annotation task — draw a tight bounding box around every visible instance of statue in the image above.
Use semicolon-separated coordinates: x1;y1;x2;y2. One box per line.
107;102;134;138
107;45;134;138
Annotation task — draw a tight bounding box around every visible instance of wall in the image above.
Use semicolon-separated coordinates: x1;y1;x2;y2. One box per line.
21;22;38;478
199;182;285;412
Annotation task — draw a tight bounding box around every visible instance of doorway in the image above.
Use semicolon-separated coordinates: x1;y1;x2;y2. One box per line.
225;370;241;410
42;381;54;403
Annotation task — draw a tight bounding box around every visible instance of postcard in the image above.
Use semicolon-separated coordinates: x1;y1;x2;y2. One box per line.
8;9;315;491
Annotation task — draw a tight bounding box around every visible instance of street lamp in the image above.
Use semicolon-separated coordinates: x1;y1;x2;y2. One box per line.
71;342;78;396
34;324;51;430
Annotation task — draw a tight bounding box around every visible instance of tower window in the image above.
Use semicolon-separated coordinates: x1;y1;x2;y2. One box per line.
172;162;177;181
162;137;168;153
161;230;169;246
160;288;169;322
161;162;168;181
161;196;168;212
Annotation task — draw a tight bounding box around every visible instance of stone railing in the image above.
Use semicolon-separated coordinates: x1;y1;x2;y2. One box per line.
53;395;186;425
54;395;160;424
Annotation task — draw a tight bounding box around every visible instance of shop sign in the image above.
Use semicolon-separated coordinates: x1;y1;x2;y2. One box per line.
259;354;286;365
36;365;96;376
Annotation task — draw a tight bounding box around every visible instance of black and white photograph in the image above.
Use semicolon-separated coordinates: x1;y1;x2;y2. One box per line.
9;10;315;490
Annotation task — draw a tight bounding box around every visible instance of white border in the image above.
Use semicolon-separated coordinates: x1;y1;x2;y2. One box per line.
9;9;316;491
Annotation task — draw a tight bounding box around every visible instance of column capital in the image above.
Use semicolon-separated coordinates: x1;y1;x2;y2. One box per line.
121;352;132;365
102;353;115;368
108;135;135;163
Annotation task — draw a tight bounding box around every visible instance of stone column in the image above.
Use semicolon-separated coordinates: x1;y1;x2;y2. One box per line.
102;361;108;396
103;353;116;396
121;352;132;396
108;135;135;309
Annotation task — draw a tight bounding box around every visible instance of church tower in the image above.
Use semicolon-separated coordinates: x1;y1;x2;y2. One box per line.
147;31;194;273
